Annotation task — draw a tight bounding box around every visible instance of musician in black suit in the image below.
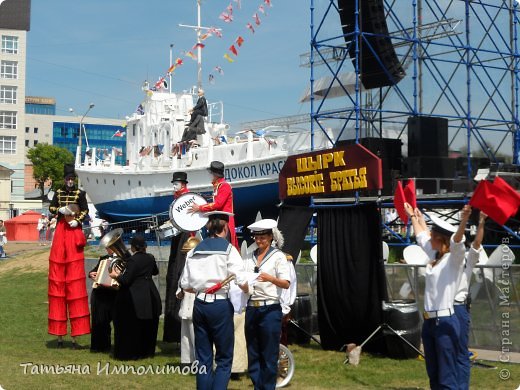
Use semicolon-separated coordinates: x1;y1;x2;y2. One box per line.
110;235;162;360
88;248;118;352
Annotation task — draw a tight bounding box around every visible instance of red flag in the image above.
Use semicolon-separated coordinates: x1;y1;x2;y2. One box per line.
193;43;205;50
469;180;518;225
229;44;238;56
236;36;244;47
493;176;520;205
404;179;417;209
393;181;408;225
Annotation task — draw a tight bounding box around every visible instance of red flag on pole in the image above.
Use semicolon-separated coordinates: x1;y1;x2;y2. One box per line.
393;181;408;225
469;180;519;225
404;179;417;209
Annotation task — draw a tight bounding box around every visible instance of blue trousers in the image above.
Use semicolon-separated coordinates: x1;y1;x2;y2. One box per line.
193;299;234;390
245;304;282;390
422;315;461;390
454;304;471;390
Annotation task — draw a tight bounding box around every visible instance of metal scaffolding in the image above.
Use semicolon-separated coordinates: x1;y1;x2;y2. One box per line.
308;0;520;167
306;0;520;245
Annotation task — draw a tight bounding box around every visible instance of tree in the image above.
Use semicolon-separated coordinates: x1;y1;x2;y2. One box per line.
27;143;75;199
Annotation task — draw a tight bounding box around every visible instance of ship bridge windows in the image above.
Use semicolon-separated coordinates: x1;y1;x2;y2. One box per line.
113;179;116;186
138;180;142;186
128;180;131;186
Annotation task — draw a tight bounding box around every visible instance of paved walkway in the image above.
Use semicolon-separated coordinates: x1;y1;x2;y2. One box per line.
472;349;520;364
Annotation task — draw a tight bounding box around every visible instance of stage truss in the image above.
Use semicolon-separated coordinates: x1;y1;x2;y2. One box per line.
308;0;520;245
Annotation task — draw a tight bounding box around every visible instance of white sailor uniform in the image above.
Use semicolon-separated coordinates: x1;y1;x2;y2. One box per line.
180;237;243;390
244;246;291;390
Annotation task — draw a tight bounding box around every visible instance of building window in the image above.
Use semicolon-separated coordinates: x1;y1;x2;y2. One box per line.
33;140;38;146
0;86;17;104
34;127;38;134
0;60;18;79
0;111;16;129
0;136;16;154
1;36;18;54
25;139;29;147
25;127;29;133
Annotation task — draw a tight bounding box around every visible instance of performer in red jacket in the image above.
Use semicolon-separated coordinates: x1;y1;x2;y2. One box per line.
48;164;90;348
190;161;238;249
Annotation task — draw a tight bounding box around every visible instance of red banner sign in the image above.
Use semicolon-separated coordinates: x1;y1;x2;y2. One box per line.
279;143;382;199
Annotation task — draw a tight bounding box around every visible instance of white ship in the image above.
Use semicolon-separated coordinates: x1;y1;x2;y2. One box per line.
75;1;332;226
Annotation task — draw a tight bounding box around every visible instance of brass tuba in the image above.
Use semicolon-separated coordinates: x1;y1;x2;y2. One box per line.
99;228;131;273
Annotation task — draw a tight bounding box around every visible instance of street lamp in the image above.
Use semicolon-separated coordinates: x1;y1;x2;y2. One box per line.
79;103;95;159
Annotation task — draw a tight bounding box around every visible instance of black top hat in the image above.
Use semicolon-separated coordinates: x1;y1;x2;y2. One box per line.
171;171;188;183
208;161;225;177
64;163;76;179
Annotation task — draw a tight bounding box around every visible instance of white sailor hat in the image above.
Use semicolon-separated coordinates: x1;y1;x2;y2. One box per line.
403;245;431;265
248;219;277;235
429;215;457;237
203;210;234;222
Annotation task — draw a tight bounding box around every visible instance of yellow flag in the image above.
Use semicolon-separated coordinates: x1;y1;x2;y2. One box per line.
224;53;235;63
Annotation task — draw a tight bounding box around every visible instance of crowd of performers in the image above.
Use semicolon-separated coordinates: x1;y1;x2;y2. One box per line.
46;161;296;389
46;160;491;390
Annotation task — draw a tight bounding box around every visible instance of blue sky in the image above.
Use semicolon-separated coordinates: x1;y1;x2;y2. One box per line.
26;0;319;130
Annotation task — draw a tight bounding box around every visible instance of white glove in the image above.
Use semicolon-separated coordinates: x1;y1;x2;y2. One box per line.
68;220;79;228
58;206;73;216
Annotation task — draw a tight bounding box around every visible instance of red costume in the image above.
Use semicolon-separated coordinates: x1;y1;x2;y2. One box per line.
199;177;238;248
47;166;91;337
48;221;90;336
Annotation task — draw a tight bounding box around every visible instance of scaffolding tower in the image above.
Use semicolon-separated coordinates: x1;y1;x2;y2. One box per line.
308;0;520;245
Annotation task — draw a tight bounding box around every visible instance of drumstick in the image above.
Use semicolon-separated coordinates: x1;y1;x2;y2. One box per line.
205;274;236;294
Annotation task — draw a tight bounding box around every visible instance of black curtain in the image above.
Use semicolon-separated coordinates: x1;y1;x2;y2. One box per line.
317;203;387;352
277;204;314;263
163;232;190;342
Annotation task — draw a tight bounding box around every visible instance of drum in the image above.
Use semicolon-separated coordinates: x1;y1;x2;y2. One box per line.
169;192;208;232
157;221;180;240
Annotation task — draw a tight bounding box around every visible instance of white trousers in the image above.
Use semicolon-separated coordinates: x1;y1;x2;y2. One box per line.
180;319;195;364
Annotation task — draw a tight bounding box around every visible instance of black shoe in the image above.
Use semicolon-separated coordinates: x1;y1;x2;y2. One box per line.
57;341;64;349
72;342;81;350
230;373;241;380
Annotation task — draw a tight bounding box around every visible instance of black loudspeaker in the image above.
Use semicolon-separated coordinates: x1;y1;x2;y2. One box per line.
407;116;449;157
404;157;456;178
338;0;405;89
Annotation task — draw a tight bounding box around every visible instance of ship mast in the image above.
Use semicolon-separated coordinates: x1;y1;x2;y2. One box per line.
179;0;216;91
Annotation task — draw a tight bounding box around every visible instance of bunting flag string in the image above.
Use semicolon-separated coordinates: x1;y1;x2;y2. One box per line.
146;0;275;93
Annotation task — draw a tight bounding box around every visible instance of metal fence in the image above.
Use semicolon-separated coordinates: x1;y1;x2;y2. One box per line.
83;220;519;353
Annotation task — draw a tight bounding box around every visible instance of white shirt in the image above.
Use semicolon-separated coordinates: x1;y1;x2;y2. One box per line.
280;260;297;315
244;247;291;302
424;234;466;312
416;231;482;303
180;237;244;293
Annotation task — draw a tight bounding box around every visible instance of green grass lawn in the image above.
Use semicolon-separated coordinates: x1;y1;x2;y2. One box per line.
0;268;518;389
